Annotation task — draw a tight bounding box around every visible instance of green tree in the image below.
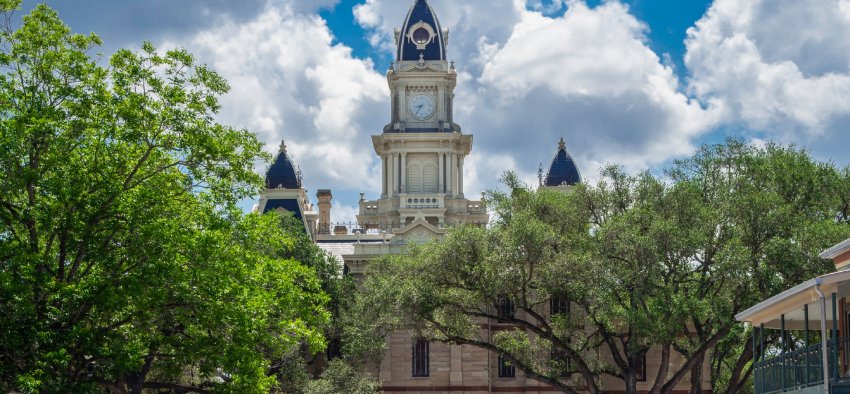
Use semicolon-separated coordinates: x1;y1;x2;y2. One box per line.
346;140;850;393
304;359;380;394
272;215;358;394
666;140;850;393
0;3;329;392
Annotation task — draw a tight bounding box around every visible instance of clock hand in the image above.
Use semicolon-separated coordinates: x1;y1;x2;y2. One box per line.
416;105;423;115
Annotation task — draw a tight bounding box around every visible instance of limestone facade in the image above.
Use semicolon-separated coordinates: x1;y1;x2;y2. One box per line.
255;0;713;392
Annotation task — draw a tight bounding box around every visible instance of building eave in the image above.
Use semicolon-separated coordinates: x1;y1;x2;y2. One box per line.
819;238;850;260
735;270;850;326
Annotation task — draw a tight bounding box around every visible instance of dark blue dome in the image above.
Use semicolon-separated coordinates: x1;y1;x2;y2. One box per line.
397;0;446;62
545;138;581;187
263;199;303;220
265;141;301;190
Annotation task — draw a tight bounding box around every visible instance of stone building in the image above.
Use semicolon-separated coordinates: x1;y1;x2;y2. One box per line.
255;0;710;392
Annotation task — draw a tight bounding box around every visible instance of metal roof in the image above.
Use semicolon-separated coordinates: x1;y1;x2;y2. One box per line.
265;141;301;190
262;199;303;221
819;238;850;260
397;0;446;62
545;138;582;187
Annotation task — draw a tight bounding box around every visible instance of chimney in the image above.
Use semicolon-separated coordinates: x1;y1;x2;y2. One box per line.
316;189;332;235
821;239;850;271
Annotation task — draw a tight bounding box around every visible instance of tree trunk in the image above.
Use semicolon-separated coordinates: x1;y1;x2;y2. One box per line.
124;354;155;394
625;372;638;394
649;343;671;394
689;352;704;394
723;337;754;394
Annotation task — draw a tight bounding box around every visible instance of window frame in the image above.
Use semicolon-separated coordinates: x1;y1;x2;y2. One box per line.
497;354;516;378
549;295;570;317
550;343;571;378
496;294;516;321
412;338;430;378
635;352;647;382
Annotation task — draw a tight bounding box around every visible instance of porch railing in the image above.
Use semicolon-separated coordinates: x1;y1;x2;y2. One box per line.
753;337;848;394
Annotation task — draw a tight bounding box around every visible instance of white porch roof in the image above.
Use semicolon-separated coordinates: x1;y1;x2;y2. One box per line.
736;269;850;328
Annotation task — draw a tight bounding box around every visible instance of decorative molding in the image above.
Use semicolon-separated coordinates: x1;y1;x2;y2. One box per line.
407;85;438;92
407;20;436;51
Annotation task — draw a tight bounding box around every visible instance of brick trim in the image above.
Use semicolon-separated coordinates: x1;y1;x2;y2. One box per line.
382;388;713;394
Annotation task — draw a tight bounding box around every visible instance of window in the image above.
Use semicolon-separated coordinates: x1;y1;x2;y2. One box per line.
551;342;571;378
423;163;437;193
408;164;422;194
496;295;515;320
635;353;647;382
406;157;438;194
498;354;516;378
550;296;570;318
412;338;429;377
412;28;430;44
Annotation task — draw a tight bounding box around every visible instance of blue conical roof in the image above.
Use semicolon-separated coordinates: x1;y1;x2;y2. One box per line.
265;141;301;190
545;138;582;187
397;0;446;62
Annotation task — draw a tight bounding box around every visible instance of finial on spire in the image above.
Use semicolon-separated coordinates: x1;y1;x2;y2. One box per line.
538;163;544;187
558;137;566;150
279;140;287;154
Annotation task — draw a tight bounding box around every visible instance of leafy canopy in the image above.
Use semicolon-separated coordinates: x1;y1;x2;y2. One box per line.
0;3;330;393
347;140;850;394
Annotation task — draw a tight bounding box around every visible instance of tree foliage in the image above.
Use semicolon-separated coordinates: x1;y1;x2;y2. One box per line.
0;4;330;392
347;139;850;393
304;359;380;394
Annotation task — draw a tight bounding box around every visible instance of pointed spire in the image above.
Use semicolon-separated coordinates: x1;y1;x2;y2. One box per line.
544;137;581;187
397;0;446;62
265;140;301;190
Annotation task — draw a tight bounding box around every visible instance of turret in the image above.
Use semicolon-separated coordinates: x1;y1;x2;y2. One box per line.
541;137;582;189
257;140;318;236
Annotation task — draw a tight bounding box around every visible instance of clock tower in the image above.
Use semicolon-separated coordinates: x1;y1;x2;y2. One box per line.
384;0;458;134
357;0;487;231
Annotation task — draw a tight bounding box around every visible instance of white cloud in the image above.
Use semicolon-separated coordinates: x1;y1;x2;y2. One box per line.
476;1;721;170
165;0;389;201
355;0;721;187
330;203;361;225
686;0;850;138
168;0;850;220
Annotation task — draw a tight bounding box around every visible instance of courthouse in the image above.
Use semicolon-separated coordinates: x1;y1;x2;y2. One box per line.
255;0;708;392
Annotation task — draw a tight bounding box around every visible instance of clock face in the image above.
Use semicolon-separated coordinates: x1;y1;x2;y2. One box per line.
408;94;436;120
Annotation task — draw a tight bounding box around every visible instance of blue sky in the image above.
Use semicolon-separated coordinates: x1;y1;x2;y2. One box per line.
23;0;850;221
317;0;713;79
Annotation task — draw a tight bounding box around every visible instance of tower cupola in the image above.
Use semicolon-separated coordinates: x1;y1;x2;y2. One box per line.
265;141;302;190
542;138;582;187
396;0;448;62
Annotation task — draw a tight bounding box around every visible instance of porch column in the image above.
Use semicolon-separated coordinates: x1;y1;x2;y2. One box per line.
834;293;839;383
819;285;830;393
761;323;766;394
805;305;810;383
752;325;758;389
781;314;786;389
